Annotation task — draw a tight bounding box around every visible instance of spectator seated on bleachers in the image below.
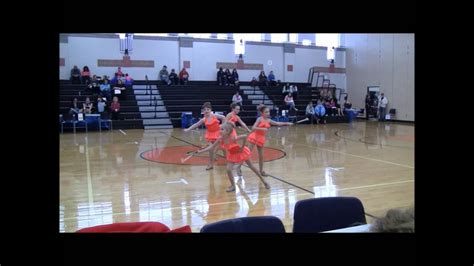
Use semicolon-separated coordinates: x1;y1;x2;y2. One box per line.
268;71;277;86
179;68;189;85
217;67;226;86
329;98;338;116
100;79;111;100
314;100;327;124
112;79;127;100
70;65;81;84
284;94;298;111
343;97;352;115
231;68;239;86
232;91;243;110
115;66;124;78
81;97;94;114
168;69;179;85
305;101;317;124
124;73;134;87
69;98;80;115
86;75;101;94
159;65;171;85
258;71;268;86
81;66;91;84
325;98;333;116
224;68;232;86
110;74;119;85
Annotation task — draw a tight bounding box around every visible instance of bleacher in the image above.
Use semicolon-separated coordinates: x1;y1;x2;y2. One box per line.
259;83;350;124
158;85;253;128
59;82;143;130
59;79;350;131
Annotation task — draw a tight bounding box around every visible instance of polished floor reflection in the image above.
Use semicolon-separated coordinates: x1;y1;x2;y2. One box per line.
60;121;414;232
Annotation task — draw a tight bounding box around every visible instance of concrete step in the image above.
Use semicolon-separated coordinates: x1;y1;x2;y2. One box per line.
135;95;161;100
142;118;172;125
140;112;170;119
139;106;167;112
137;100;164;106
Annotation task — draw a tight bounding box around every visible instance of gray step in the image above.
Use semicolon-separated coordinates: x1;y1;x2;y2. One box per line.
243;90;264;95
132;85;151;89
247;94;269;100
142;118;172;125
139;106;167;112
252;99;274;106
133;89;159;95
137;100;164;106
144;125;174;129
135;95;161;100
140;112;170;119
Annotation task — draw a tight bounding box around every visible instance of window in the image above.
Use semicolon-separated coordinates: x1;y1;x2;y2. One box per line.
133;33;169;37
216;33;228;39
271;33;288;43
289;33;298;43
233;33;263;42
315;33;340;47
190;33;212;39
298;33;315;45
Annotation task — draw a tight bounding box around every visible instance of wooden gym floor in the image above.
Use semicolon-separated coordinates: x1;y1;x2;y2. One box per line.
60;121;414;232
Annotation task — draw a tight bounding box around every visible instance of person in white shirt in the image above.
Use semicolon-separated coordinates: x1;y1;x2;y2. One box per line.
232;91;243;110
97;96;106;114
284;94;298;111
378;93;389;121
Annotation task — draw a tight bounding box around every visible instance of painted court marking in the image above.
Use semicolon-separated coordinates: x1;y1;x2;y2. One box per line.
62;180;412;221
292;141;414;169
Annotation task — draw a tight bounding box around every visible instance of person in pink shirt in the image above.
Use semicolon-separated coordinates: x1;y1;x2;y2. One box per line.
110;96;121;120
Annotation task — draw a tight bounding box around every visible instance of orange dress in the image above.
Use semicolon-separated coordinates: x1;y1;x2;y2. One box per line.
228;112;239;138
220;113;239;150
247;118;271;147
220;137;251;164
205;115;220;142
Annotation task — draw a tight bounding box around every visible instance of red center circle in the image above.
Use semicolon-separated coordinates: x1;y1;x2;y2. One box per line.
140;145;286;165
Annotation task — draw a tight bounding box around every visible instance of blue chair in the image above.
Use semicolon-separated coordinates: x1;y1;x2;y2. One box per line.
200;216;286;233
293;197;367;233
100;112;113;131
63;114;87;133
181;112;193;128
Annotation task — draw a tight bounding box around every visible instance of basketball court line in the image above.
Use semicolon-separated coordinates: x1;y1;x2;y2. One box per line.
119;129;127;135
336;179;413;191
158;131;314;195
153;131;411;219
334;129;413;149
61;180;412;221
291;139;414;169
84;136;94;206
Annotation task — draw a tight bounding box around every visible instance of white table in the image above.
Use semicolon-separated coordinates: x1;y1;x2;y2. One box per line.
323;224;372;233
